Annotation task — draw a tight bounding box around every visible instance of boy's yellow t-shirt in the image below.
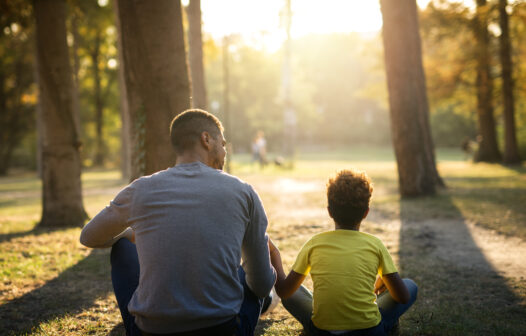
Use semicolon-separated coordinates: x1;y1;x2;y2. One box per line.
292;230;398;331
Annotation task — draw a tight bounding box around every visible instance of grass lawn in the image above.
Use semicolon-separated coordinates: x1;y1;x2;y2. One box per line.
1;146;525;335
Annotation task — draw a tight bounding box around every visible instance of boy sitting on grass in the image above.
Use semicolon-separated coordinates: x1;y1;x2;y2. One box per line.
269;169;417;336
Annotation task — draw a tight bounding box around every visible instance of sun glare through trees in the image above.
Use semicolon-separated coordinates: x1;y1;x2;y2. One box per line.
1;0;525;335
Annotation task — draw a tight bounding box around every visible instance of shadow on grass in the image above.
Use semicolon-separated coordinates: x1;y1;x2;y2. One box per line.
0;226;73;244
0;250;113;335
108;322;125;336
398;193;526;335
500;163;526;175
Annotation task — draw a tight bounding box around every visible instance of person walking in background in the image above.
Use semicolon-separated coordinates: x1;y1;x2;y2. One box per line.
268;169;418;336
252;130;268;168
80;109;276;336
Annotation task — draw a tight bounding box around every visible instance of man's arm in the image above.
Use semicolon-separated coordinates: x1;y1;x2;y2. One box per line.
80;185;134;248
268;239;306;299
241;186;277;298
81;227;135;248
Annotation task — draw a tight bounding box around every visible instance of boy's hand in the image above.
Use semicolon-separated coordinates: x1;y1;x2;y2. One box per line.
374;275;386;295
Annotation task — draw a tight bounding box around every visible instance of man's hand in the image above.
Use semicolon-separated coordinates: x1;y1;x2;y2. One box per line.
123;227;135;243
268;238;283;275
268;238;279;256
267;237;307;299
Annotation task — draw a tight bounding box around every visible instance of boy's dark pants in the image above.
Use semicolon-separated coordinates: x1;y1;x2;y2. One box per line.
282;279;418;336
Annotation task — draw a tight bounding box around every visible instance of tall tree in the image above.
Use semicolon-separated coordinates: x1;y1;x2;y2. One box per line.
71;0;116;167
380;0;443;197
0;0;35;176
473;0;501;162
91;30;105;166
115;0;190;179
69;3;82;152
113;0;131;180
186;0;207;109
498;0;521;164
33;0;87;227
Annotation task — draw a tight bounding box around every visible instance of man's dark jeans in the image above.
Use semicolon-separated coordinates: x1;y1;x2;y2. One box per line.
110;238;264;336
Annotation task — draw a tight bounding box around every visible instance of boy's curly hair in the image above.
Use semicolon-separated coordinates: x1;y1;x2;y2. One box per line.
327;169;373;229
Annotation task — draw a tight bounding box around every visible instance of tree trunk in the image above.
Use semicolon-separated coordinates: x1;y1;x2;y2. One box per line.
0;70;12;175
34;0;87;227
92;33;105;166
113;0;131;181
34;42;43;179
186;0;207;110
473;0;501;162
380;0;443;197
70;8;82;144
498;0;521;164
115;0;190;179
0;49;32;176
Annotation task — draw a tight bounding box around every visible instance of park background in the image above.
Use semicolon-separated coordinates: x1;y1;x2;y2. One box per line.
1;0;525;335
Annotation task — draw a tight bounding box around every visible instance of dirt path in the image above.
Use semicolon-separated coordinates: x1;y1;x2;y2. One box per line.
253;176;526;280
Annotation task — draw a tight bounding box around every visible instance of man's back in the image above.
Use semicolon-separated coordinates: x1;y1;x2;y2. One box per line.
100;162;275;333
81;109;276;335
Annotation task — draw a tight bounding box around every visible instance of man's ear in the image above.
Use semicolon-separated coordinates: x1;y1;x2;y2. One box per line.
200;131;212;150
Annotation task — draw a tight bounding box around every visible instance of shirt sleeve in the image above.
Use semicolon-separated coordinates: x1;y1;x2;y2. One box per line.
241;185;276;298
80;182;135;247
292;239;312;276
378;241;398;276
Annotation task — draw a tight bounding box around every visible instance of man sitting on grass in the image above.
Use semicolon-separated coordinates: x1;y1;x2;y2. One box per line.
269;169;417;336
80;109;277;336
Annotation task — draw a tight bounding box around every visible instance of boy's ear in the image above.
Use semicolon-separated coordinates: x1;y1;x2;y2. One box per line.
362;208;370;220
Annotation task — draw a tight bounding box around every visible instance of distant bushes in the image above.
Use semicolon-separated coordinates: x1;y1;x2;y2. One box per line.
431;107;478;147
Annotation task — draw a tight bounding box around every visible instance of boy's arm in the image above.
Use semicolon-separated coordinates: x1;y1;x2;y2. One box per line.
269;239;306;299
378;272;410;304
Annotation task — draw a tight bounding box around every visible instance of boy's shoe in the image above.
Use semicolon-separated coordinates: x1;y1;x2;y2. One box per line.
260;287;280;317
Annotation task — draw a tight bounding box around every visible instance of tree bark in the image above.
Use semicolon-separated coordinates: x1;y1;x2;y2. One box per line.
0;70;12;175
380;0;443;197
34;0;87;227
92;32;105;166
0;69;23;176
34;42;43;179
186;0;207;109
70;8;82;145
498;0;521;164
113;0;131;181
115;0;190;179
473;0;501;162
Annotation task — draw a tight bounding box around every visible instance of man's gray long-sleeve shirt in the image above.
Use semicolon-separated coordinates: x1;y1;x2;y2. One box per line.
86;162;276;333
